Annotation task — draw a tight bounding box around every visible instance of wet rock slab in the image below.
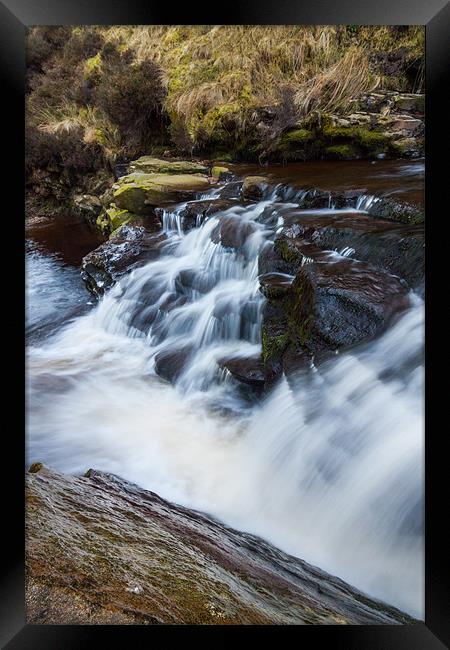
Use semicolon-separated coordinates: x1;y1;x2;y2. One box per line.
261;236;411;372
219;356;266;386
153;346;193;383
128;156;208;176
26;465;415;625
294;257;411;351
81;218;166;297
157;198;237;232
367;197;424;225
277;212;424;292
211;216;258;249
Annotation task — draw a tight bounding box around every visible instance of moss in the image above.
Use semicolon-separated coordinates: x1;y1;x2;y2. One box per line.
261;329;289;364
279;129;314;148
210;151;234;163
96;206;134;235
357;129;390;151
211;166;230;179
274;238;301;265
389;137;423;158
92;128;108;146
113;173;211;213
201;103;241;140
84;52;101;77
325;144;359;159
322;125;360;140
322;125;391;157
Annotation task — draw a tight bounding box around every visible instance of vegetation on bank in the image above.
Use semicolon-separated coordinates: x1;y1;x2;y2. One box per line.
26;25;424;181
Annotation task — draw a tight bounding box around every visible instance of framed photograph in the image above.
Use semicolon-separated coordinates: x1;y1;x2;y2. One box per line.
2;0;448;647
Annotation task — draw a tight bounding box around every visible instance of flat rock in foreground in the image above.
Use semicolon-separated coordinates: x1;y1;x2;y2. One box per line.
26;465;415;625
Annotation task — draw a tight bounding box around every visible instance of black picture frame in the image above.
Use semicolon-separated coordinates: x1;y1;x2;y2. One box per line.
3;1;449;647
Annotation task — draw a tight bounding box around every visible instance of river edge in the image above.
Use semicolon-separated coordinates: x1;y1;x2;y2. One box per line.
26;463;417;625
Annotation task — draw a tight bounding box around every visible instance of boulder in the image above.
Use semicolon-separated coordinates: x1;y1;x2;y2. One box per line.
113;173;212;214
389;115;424;136
211;216;258;250
81;219;165;297
392;94;425;114
216;180;243;200
71;194;102;226
274;213;424;292
367;197;424;225
211;165;233;181
260;239;411;372
290;258;410;352
390;137;424;158
241;176;269;201
154;346;192;383
219;356;266;386
259;272;295;299
128;156;208;175
26;466;414;624
95;206;136;235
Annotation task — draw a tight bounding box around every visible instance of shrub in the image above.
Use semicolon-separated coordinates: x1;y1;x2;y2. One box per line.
94;45;166;151
26;122;105;177
26;27;71;72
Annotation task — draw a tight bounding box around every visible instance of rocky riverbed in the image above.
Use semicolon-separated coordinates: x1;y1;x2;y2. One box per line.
76;156;424;387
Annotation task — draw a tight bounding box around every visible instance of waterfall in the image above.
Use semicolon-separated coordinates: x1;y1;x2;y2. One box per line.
26;185;424;618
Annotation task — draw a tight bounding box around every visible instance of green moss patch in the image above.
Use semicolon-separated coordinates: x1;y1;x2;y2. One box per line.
261;329;289;364
322;125;391;157
325;144;359;159
96;206;135;235
279;129;314;148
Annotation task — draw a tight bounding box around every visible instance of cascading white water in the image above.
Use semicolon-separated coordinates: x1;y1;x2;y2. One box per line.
26;191;424;618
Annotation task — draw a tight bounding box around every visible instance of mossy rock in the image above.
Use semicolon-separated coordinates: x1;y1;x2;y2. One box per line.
113;173;211;214
325;144;359;160
211;165;231;180
368;198;424;225
389;137;424;158
392;94;425;114
242;175;268;201
128;157;208;175
261;328;289;365
279;129;314;148
28;462;44;474
96;206;138;235
322;125;391;157
71;194;103;226
357;129;391;153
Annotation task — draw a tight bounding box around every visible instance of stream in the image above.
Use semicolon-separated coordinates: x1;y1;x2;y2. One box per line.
25;159;424;618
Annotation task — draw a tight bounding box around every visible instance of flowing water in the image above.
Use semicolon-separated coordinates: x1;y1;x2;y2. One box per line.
26;160;424;618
